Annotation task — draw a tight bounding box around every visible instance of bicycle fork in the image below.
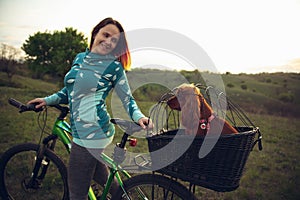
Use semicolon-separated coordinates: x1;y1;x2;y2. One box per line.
24;135;58;190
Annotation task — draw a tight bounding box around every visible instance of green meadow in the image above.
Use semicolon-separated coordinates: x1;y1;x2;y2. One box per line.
0;70;299;200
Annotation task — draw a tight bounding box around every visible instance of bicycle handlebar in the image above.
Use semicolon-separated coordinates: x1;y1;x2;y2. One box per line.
110;118;143;133
50;105;69;119
8;98;69;119
8;98;140;150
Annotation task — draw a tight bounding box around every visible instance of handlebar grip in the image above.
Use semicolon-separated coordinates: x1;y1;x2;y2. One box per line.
8;98;43;113
8;98;23;109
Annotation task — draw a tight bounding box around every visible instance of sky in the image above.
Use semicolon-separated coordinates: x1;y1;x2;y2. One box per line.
0;0;300;74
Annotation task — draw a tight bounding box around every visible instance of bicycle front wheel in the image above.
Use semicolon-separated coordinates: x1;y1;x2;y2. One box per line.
112;173;197;200
0;143;68;200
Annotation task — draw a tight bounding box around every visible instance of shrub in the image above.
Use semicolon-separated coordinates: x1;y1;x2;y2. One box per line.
227;83;234;88
266;78;272;83
241;84;247;90
279;92;294;103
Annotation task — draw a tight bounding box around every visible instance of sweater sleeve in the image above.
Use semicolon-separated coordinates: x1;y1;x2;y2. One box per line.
112;64;145;123
44;87;69;105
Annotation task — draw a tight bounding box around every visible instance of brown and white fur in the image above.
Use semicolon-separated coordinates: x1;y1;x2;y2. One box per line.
167;83;238;136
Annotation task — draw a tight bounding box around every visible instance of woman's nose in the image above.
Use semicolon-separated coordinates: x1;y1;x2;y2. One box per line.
104;39;112;46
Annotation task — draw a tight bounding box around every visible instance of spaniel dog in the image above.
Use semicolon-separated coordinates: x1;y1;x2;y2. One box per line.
167;83;238;136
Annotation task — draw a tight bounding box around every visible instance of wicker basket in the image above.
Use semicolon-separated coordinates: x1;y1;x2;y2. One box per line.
147;84;262;192
147;127;258;192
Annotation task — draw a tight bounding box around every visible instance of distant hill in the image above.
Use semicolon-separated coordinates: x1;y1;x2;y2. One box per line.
221;72;299;117
127;69;300;117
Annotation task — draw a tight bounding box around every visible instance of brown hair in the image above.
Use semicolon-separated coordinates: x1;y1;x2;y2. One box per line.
90;17;131;70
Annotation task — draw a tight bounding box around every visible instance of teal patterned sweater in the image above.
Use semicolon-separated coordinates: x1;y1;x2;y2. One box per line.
44;50;145;148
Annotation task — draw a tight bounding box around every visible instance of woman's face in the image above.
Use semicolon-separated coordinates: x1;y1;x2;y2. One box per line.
91;24;120;55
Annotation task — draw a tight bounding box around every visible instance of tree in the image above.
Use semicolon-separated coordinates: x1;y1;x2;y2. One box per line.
22;28;87;79
0;43;22;81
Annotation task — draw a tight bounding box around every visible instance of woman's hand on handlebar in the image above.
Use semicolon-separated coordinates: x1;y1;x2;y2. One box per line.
27;98;46;109
138;117;153;130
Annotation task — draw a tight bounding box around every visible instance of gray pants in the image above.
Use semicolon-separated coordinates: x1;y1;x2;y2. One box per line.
68;142;118;200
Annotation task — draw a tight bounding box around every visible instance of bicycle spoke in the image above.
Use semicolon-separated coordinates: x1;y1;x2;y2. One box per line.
114;174;195;200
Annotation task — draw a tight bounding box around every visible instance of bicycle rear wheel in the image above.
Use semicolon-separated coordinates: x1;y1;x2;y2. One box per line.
112;173;197;200
0;143;68;200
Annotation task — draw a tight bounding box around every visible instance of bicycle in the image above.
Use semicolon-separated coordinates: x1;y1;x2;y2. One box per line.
0;98;197;200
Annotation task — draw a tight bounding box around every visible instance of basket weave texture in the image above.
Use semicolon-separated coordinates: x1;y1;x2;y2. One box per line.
147;127;257;192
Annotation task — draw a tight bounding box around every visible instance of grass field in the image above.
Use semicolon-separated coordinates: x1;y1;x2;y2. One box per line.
0;71;299;199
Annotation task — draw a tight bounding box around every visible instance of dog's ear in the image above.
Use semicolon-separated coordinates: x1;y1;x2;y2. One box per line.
167;96;181;111
181;92;200;132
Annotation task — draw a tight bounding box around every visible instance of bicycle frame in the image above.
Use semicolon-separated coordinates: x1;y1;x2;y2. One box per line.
7;98;146;200
51;113;132;200
52;118;72;152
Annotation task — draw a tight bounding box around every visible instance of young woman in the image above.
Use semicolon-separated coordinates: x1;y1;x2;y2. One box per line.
28;17;152;200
